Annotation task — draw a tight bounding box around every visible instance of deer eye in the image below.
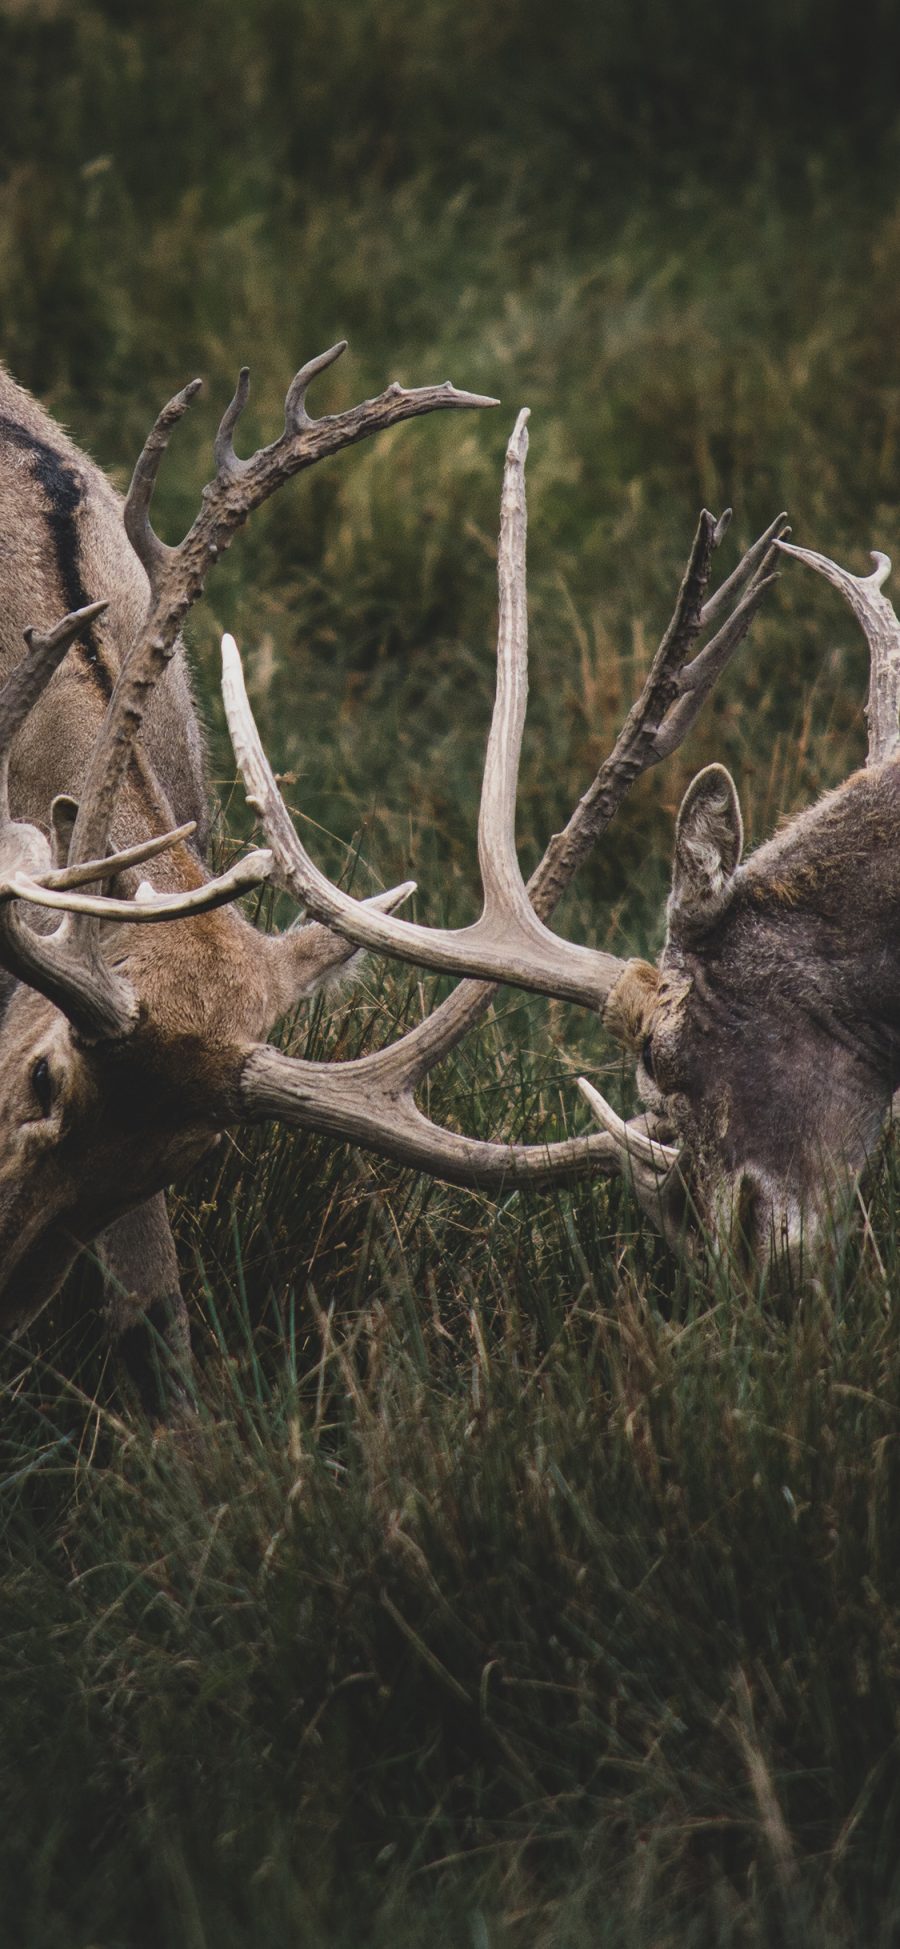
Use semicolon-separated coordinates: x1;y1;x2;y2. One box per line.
640;1037;655;1083
31;1057;54;1119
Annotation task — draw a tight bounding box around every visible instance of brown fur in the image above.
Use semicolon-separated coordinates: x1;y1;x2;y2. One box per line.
0;367;208;867
0;369;366;1333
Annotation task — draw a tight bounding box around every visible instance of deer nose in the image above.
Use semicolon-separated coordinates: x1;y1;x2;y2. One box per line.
725;1170;812;1280
705;1169;768;1273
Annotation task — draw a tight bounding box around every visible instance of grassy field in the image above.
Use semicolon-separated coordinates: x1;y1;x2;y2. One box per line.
5;4;900;1943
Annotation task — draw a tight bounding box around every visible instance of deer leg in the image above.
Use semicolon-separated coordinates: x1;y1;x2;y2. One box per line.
98;1194;193;1413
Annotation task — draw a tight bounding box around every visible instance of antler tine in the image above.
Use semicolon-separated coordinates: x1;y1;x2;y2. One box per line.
237;1037;665;1193
651;568;780;761
13;847;273;923
576;1076;679;1170
701;510;789;630
650;507;719;673
43;820;198;892
224;420;783;1026
283;340;348;433
237;436;783;1184
777;539;900;764
0;895;137;1040
68;347;499;886
476;407;535;920
0;602;109;818
221;408;629;1012
213;366;252;479
123;378;203;586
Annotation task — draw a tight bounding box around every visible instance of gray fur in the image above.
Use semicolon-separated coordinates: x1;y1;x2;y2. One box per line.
644;758;900;1263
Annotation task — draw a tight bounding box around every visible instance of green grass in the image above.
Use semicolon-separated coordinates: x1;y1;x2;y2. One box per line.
7;1139;900;1946
6;3;900;1941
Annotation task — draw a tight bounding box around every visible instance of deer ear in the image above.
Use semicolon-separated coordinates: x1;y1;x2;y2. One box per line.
669;763;743;931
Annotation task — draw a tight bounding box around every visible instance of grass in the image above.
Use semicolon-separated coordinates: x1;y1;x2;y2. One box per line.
5;3;900;1941
7;1138;900;1946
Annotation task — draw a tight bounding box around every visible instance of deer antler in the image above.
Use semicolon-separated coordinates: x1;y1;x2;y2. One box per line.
67;347;497;878
777;540;900;765
223;413;784;1008
0;352;496;1039
0;603;276;1036
0;604;143;1036
227;413;784;1193
0;369;783;1210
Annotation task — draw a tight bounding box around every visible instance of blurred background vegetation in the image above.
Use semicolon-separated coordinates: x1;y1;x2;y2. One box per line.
5;0;900;941
6;3;900;1944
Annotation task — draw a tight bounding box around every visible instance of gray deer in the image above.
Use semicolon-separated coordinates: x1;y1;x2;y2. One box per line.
0;346;879;1344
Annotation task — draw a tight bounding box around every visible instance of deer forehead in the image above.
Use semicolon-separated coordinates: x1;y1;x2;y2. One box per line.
127;905;274;1045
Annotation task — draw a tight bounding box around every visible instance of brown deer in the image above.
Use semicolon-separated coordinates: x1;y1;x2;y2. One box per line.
0;340;863;1342
0;362;214;1357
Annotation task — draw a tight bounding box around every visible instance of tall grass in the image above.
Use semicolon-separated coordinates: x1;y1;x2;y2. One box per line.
7;1138;900;1945
4;4;900;1941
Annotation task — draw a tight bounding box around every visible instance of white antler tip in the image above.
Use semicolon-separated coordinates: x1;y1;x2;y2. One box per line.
367;879;416;914
508;407;530;461
776;537;894;597
577;1075;618;1126
577;1076;680;1171
221;631;241;670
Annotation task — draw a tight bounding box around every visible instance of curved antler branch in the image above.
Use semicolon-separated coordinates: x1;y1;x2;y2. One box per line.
213;366;252;480
576;1076;678;1170
124;379;203;585
0;602;109;822
224;421;784;1035
68;349;498;883
282;340;348;434
11;847;273;923
0;892;137;1040
476;406;534;920
777;540;900;764
234;422;782;1197
220;411;629;1013
238;1039;664;1195
42;820;198;891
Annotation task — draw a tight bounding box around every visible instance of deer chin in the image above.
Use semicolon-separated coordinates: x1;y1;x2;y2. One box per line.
0;1218;83;1332
0;1114;221;1334
685;1147;870;1284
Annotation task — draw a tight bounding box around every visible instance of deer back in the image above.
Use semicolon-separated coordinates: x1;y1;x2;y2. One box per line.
0;366;207;873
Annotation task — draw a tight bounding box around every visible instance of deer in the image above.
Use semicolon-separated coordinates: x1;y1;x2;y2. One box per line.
0;340;884;1354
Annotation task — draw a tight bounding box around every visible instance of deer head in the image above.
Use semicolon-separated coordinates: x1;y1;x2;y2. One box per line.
0;355;792;1328
587;550;900;1270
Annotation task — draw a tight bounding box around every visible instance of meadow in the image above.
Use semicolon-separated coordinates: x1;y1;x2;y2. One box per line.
4;3;900;1941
